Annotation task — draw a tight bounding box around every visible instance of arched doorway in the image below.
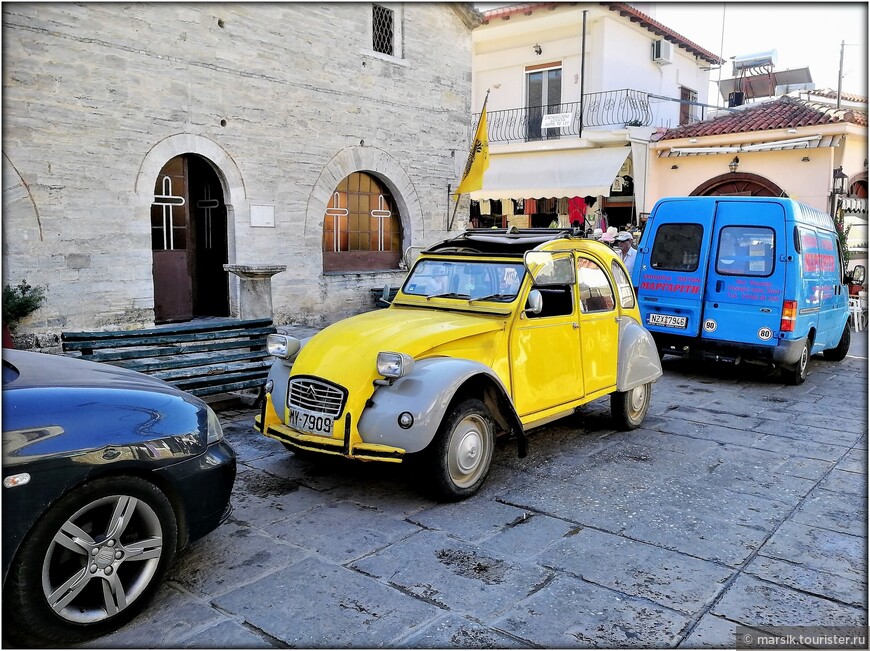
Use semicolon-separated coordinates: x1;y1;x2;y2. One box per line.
151;154;229;323
690;172;786;197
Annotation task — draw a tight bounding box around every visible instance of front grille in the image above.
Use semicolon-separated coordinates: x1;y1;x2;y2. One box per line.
287;376;347;418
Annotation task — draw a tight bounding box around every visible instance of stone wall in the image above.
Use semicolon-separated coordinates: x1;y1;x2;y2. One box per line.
2;3;475;345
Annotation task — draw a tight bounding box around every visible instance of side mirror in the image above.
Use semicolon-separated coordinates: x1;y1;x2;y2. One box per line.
850;264;866;285
525;289;543;315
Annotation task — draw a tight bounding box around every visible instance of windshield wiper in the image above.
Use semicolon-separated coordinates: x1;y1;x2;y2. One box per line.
426;292;471;301
470;293;515;303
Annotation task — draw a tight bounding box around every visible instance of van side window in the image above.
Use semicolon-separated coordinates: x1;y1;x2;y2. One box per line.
577;257;615;312
650;223;703;271
611;260;636;309
716;226;775;276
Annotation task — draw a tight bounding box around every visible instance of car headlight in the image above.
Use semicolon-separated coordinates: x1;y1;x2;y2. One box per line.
267;334;301;360
376;352;415;379
207;407;224;444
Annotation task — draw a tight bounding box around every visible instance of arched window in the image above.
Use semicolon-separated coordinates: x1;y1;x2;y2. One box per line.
323;172;402;272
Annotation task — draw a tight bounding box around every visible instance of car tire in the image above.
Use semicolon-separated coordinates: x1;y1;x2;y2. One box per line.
425;398;495;502
784;339;812;385
611;382;652;430
822;324;850;362
3;476;178;646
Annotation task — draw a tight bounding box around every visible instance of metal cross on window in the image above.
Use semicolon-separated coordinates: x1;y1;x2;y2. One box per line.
371;195;392;252
153;176;185;250
326;192;349;252
196;185;220;249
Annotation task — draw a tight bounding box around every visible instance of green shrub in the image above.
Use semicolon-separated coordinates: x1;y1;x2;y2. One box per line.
3;280;46;324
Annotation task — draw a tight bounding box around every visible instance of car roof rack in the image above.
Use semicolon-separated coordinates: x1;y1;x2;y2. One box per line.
426;227;587;255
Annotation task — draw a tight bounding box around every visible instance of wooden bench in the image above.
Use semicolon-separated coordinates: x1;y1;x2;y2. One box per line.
370;285;400;308
61;318;277;397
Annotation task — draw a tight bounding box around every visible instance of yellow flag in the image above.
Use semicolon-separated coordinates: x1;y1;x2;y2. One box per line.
454;107;489;198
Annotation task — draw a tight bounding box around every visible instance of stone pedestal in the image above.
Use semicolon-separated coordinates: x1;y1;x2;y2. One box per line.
223;264;287;320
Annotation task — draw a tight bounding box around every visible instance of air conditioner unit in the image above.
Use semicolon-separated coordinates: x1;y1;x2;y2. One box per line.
652;39;673;65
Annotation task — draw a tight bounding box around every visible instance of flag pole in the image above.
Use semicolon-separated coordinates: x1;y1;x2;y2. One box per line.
448;89;490;231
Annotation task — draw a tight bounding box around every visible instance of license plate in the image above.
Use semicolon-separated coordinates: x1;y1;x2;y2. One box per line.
288;408;334;437
648;313;688;329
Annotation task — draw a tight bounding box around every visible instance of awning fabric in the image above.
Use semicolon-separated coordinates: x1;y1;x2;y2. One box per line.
468;147;631;201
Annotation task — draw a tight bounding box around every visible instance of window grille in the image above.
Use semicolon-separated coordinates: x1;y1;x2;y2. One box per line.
372;4;394;56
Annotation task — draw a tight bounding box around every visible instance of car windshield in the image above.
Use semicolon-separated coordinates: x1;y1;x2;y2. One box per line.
402;259;525;302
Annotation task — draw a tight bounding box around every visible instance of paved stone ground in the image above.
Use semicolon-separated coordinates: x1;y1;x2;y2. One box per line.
81;328;868;649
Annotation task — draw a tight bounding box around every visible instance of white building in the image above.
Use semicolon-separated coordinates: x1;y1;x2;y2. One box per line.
468;2;721;230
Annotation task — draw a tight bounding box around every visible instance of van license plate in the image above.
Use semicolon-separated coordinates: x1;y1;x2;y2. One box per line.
648;313;688;329
289;408;333;437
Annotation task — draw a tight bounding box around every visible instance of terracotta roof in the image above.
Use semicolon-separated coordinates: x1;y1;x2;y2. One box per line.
480;2;723;65
803;88;868;104
655;96;868;141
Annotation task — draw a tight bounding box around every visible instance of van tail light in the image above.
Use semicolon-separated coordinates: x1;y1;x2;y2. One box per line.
780;300;797;332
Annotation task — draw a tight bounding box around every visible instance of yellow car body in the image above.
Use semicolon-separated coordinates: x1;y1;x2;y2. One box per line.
257;228;662;500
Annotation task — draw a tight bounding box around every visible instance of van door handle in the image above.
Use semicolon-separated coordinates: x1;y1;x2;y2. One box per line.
716;280;723;292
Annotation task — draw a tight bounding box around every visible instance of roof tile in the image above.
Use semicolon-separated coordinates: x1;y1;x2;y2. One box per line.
655;96;868;141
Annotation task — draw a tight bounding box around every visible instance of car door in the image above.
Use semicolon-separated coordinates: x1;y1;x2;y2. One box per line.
702;201;786;347
510;252;583;418
576;255;618;394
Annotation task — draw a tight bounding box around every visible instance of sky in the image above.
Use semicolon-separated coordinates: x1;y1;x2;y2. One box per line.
647;2;868;101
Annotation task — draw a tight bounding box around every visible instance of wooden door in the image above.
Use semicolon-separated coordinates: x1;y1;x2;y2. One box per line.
151;156;193;323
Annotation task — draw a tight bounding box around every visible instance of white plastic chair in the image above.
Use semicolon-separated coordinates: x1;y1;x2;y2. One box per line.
849;296;866;331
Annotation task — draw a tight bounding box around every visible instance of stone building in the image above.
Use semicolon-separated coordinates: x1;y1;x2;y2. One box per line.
2;2;479;347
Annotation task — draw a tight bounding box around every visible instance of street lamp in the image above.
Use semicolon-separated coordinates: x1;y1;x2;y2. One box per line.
832;166;848;195
728;156;739;173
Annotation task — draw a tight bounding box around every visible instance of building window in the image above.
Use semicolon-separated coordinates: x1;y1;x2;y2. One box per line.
372;4;396;57
323;172;403;272
526;64;562;141
679;86;698;126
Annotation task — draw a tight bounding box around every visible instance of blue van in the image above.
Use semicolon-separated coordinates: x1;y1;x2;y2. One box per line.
631;196;851;384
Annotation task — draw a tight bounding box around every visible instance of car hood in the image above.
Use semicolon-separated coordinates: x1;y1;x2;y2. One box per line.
2;350;209;466
3;349;180;394
292;305;505;381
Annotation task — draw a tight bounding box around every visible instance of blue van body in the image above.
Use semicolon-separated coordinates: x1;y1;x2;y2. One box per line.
631;196;850;383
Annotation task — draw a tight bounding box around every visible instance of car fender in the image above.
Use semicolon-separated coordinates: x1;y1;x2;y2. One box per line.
616;318;663;392
357;357;522;454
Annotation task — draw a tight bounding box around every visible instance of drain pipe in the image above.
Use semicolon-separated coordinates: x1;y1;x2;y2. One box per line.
579;10;587;138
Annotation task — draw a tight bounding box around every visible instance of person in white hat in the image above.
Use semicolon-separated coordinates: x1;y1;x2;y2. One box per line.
614;230;637;274
600;227;617;244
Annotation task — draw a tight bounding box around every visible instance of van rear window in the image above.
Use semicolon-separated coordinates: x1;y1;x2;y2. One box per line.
716;226;775;276
650;223;703;272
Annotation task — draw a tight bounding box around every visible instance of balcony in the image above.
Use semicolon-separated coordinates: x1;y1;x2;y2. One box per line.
483;89;653;145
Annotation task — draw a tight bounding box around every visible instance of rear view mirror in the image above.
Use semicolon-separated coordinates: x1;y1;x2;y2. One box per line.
850;264;866;285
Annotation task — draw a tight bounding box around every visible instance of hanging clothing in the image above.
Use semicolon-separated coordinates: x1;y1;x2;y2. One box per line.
491;199;502;215
525;198;536;214
568;196;587;225
557;197;568;214
480;199;491;215
504;199;515;217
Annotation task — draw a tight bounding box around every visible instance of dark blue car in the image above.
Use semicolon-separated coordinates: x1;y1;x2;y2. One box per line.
2;349;236;646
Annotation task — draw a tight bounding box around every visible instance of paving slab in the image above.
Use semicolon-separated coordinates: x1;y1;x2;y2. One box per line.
398;613;526;649
711;574;867;628
350;529;553;620
213;556;441;648
539;526;733;614
492;574;691;647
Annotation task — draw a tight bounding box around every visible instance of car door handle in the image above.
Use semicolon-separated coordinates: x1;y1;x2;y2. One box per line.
572;322;580;329
716;280;723;292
